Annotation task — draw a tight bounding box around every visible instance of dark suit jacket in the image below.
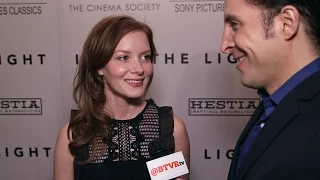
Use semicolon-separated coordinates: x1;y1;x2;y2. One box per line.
227;71;320;180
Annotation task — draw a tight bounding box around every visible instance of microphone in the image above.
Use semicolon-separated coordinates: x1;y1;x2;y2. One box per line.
146;139;189;180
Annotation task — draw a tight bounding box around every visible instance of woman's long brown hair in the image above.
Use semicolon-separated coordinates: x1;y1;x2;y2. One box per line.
67;15;157;164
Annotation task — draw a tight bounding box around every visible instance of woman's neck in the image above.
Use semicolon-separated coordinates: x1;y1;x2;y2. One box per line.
104;95;146;120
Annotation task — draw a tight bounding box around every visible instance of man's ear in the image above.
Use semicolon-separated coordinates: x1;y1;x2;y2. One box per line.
279;5;300;40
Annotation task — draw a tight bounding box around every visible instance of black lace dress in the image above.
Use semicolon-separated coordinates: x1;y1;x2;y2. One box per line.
73;100;175;180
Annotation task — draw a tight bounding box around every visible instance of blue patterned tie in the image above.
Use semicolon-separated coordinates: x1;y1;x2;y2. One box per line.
236;97;275;170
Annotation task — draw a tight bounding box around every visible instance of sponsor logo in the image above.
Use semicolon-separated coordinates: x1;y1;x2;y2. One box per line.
0;2;46;16
189;98;260;116
204;149;234;160
0;54;46;66
0;98;42;115
68;3;160;13
0;147;51;158
170;0;224;13
75;53;236;65
150;161;186;176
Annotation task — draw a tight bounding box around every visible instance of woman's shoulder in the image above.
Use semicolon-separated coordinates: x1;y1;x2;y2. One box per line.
57;122;72;142
173;115;187;136
148;99;187;134
146;98;173;110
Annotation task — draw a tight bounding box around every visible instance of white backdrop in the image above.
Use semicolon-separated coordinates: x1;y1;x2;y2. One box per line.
0;0;259;179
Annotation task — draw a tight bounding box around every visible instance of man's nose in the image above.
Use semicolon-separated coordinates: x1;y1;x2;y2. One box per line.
220;29;235;54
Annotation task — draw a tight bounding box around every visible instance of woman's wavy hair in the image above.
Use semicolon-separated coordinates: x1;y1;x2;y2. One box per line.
67;15;157;164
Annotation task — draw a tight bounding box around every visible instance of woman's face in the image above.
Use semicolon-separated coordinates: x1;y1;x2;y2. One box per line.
98;30;153;100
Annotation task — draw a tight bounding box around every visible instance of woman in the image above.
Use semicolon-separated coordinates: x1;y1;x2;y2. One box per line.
53;15;190;180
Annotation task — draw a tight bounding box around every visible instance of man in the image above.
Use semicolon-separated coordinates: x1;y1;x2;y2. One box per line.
220;0;320;180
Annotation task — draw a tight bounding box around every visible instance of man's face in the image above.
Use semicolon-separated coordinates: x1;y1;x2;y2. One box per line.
221;0;286;92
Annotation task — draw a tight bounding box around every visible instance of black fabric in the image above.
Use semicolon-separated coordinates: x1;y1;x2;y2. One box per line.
227;71;320;180
70;100;176;180
158;106;175;154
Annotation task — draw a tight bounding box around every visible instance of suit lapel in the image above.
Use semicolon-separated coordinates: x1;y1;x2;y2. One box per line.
236;91;299;180
228;103;264;180
238;103;264;147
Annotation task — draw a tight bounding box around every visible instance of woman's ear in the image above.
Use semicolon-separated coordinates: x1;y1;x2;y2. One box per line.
98;69;104;76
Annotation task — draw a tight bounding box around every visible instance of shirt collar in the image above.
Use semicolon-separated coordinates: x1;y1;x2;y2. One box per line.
257;56;320;105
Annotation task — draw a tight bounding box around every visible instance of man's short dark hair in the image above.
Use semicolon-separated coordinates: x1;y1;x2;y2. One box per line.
246;0;320;51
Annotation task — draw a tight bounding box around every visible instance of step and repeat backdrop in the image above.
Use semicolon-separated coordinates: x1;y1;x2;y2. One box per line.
0;0;258;179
